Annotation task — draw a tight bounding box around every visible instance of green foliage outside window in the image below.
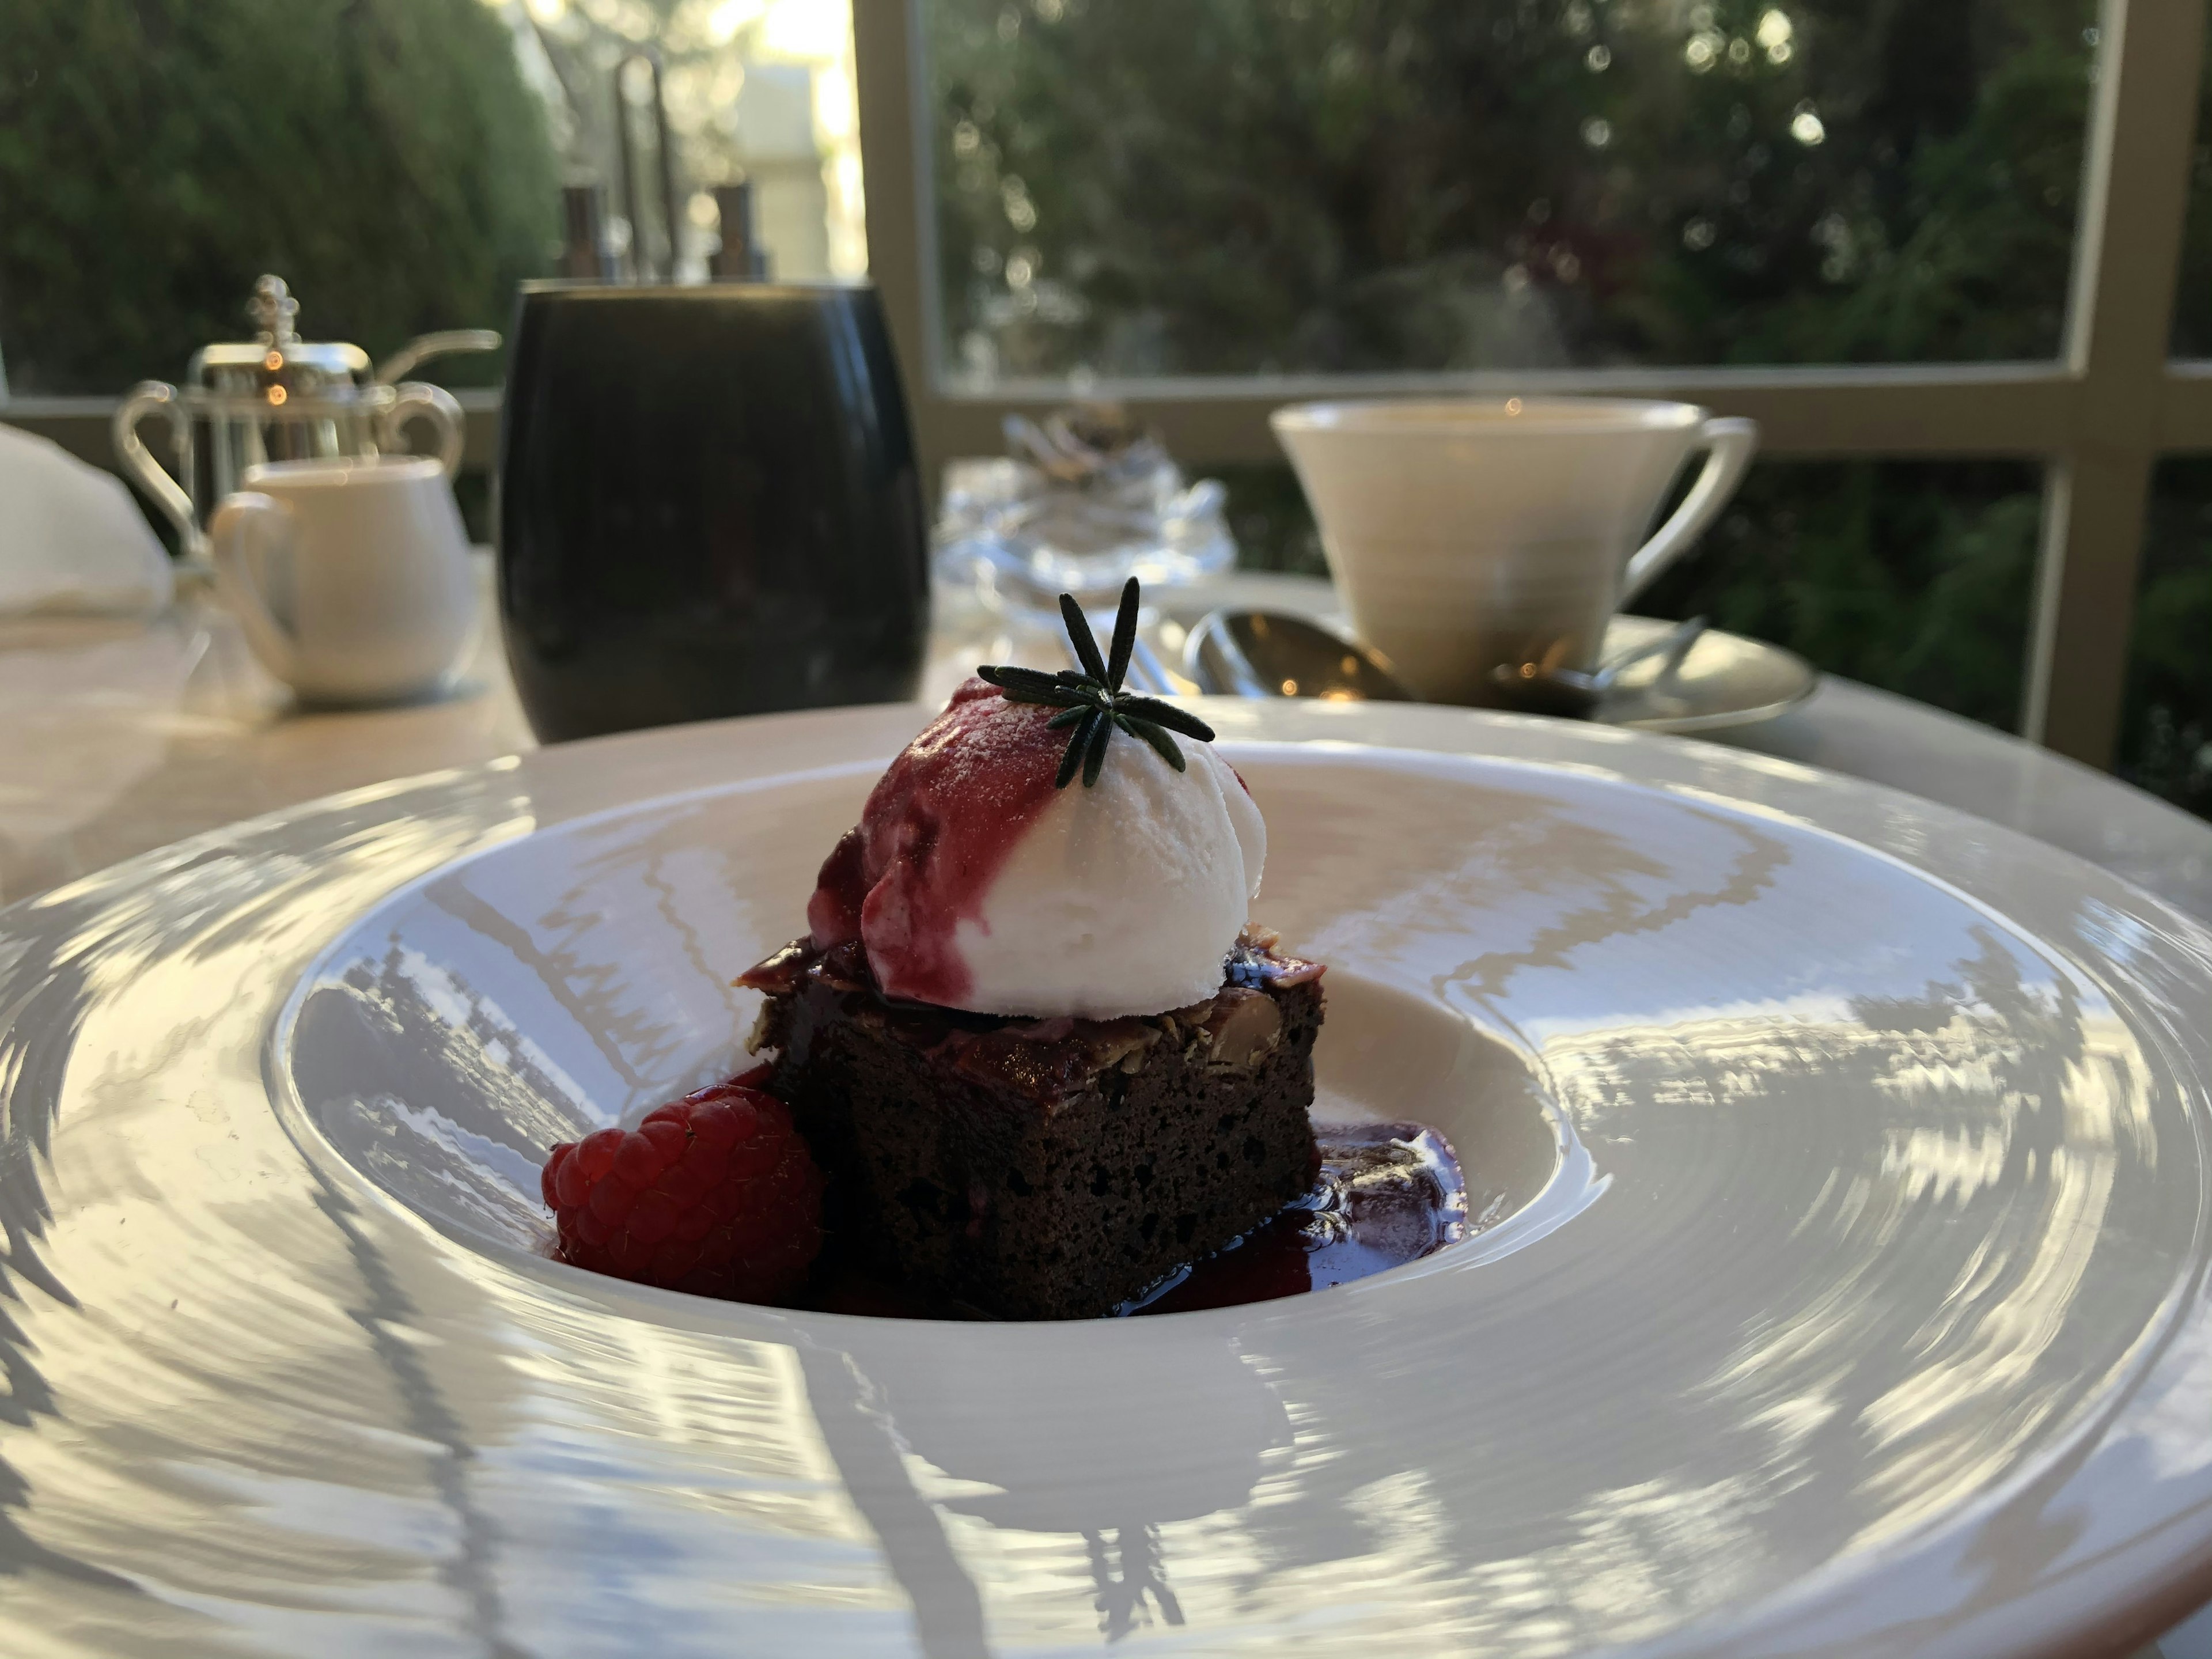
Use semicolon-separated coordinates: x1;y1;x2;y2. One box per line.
0;0;2203;819
2123;463;2212;819
929;0;2212;787
1635;461;2041;732
925;0;2094;377
0;0;556;392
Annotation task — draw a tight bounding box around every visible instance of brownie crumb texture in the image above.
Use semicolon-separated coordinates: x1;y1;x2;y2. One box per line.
751;946;1324;1320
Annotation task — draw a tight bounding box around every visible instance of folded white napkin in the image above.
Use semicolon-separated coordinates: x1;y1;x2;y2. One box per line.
0;422;175;618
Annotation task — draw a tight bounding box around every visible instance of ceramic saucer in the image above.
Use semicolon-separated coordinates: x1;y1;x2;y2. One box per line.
1145;575;1816;732
1594;612;1817;733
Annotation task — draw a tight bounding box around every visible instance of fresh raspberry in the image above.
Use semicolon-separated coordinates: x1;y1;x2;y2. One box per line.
541;1074;824;1303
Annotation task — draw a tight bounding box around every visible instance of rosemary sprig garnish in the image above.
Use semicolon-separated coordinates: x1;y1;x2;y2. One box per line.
976;577;1217;787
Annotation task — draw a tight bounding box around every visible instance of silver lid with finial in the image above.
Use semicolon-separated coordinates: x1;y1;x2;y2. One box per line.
113;274;487;565
184;275;376;400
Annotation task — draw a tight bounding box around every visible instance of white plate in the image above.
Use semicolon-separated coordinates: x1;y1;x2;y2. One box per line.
2;700;2210;1658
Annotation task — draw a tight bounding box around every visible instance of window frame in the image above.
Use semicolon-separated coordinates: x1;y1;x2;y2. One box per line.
852;0;2211;767
1;0;2200;771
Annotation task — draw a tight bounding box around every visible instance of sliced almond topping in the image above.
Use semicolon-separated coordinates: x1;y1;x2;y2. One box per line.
1085;1017;1162;1074
1206;989;1283;1067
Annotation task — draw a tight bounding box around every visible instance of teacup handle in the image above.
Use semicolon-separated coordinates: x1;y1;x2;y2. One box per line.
112;380;204;559
378;381;467;475
1619;417;1760;605
209;491;301;685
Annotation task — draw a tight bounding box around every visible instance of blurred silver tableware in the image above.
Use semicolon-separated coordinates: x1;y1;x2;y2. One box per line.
113;274;486;567
1184;608;1413;701
1491;614;1709;716
934;404;1236;620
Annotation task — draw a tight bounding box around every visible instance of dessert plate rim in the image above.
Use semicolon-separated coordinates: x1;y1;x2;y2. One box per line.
3;698;2211;1659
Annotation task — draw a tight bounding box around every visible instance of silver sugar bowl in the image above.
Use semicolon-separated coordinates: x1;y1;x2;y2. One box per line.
114;275;495;564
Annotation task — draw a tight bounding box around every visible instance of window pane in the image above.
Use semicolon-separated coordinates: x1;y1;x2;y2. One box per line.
510;1;866;286
1634;459;2040;730
2166;26;2212;357
925;0;2096;384
0;0;862;397
1212;457;2041;729
2119;460;2212;819
1216;461;1331;577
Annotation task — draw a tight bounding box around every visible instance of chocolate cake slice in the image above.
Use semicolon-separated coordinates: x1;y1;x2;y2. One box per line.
740;927;1323;1320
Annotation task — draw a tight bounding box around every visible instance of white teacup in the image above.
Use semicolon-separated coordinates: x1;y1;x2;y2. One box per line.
1271;398;1758;704
209;455;477;705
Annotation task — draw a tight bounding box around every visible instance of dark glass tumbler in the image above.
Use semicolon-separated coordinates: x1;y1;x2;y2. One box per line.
498;283;928;743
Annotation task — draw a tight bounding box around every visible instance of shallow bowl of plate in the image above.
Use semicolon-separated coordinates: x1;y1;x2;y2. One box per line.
0;699;2207;1658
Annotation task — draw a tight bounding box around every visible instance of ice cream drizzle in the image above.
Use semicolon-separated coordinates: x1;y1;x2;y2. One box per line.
976;577;1218;788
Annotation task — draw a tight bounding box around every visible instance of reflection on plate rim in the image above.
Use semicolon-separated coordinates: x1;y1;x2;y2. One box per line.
258;725;2212;1652
6;699;2212;1657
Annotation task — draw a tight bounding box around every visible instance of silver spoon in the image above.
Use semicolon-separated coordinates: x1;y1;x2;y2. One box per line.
1491;615;1709;715
1183;610;1413;701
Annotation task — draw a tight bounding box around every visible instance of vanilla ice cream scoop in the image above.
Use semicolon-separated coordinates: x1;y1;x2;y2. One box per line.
806;676;1265;1018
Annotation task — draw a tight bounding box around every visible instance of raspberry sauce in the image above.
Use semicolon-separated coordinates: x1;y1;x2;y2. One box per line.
801;1120;1467;1320
1122;1121;1467;1315
806;677;1065;1007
